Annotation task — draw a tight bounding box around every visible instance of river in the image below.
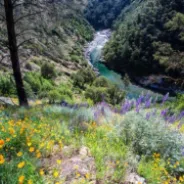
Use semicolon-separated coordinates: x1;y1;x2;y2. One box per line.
85;30;163;99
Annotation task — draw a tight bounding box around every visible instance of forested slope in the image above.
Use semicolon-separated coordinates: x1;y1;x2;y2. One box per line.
85;0;130;29
103;0;184;87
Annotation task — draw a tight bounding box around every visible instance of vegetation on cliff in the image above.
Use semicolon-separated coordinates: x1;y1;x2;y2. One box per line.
103;0;184;85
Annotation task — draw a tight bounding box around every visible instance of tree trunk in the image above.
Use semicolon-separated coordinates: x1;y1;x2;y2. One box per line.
4;0;28;106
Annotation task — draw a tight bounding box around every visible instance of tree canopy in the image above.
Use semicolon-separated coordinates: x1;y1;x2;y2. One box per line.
103;0;184;78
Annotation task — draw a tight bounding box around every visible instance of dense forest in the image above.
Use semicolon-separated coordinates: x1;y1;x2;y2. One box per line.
103;0;184;87
85;0;130;29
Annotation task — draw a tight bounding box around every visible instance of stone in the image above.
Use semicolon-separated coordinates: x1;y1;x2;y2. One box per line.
125;172;146;184
79;146;91;157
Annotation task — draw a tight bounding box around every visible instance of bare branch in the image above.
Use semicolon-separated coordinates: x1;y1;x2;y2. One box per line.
13;2;44;9
17;38;34;48
14;11;43;24
15;28;33;38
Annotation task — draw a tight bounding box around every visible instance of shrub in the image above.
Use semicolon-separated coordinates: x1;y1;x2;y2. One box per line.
41;62;57;79
176;94;184;111
72;67;96;89
85;79;125;105
24;72;42;94
0;74;16;96
85;87;109;103
57;84;73;99
23;81;34;98
70;55;81;63
48;90;62;103
24;72;54;96
107;84;125;105
93;76;110;87
117;111;184;159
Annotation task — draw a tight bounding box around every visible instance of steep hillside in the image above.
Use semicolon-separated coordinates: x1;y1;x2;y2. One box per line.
0;0;94;76
104;0;184;88
85;0;130;29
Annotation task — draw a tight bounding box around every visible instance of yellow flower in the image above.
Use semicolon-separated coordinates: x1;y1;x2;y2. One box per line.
17;152;23;157
53;171;59;178
179;176;184;182
17;161;25;169
0;139;5;148
85;173;90;179
39;169;44;176
0;154;5;165
76;172;80;178
28;179;33;184
6;138;11;142
138;182;142;184
29;147;35;153
27;142;32;147
18;175;25;184
36;152;41;158
56;160;62;164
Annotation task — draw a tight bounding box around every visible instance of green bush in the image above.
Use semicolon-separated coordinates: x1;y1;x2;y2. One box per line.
23;81;34;98
0;74;16;96
85;77;125;104
85;87;109;103
176;94;184;111
107;84;125;105
70;55;81;63
85;84;125;105
57;84;73;99
92;76;110;87
117;111;184;159
48;90;62;103
41;62;57;79
72;67;96;89
24;72;54;96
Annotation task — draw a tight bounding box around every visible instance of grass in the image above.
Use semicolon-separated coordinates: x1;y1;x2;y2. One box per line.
0;99;183;184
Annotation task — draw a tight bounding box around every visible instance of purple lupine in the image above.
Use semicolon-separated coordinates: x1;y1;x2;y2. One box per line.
162;93;169;104
168;115;177;124
144;93;151;102
137;94;144;105
161;109;168;117
145;98;152;108
165;115;170;122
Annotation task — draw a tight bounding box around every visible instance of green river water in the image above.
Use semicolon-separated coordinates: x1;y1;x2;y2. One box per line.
88;31;162;99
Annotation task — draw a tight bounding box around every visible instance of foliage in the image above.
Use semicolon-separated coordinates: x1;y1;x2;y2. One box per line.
41;62;57;79
24;72;53;95
0;73;16;97
104;0;184;79
176;94;184;111
118;111;184;159
85;0;130;29
0;93;184;183
85;77;125;105
72;67;96;89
